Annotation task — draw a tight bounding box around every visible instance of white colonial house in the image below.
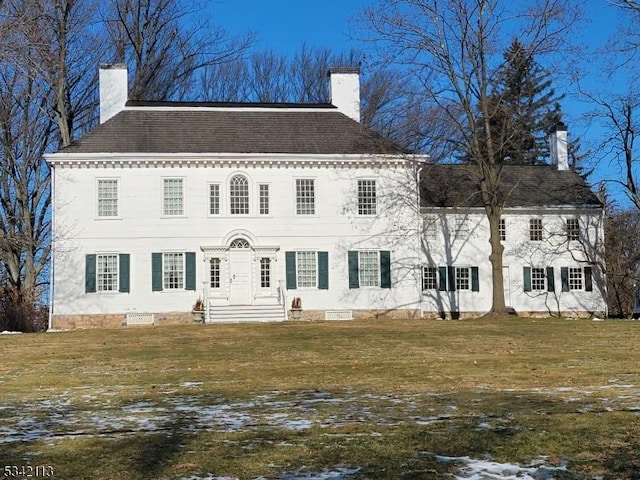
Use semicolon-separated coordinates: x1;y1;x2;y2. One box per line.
45;65;606;329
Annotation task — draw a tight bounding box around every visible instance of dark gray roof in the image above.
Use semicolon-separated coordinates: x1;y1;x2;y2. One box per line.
420;164;602;209
60;105;405;155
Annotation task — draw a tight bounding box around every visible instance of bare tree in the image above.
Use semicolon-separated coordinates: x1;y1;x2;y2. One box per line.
102;0;253;101
359;0;579;315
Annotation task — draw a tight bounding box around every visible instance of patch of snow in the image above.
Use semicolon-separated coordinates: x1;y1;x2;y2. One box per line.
0;331;22;335
436;455;567;480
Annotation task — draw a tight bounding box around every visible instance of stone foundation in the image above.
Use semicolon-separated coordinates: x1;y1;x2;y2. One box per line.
287;309;422;321
52;312;195;330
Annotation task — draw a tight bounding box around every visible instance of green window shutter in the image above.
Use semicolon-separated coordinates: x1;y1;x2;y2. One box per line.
152;253;163;291
119;254;130;293
318;251;329;290
546;267;555;292
85;254;96;293
285;251;297;289
471;267;479;292
185;252;196;291
561;267;569;292
438;266;447;291
523;266;532;292
584;266;593;292
447;266;456;291
348;251;359;289
380;250;391;289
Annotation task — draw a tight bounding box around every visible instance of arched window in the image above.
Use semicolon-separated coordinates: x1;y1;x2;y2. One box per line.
230;238;250;248
229;174;249;214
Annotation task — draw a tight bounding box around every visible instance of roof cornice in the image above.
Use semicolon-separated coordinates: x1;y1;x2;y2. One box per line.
45;152;425;169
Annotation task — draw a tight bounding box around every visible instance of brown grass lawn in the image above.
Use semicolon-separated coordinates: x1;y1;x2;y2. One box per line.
0;317;639;479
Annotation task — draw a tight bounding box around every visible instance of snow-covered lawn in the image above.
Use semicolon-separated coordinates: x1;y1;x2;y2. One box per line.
1;382;638;478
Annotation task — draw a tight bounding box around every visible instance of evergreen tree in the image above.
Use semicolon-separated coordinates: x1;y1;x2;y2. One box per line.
476;39;565;165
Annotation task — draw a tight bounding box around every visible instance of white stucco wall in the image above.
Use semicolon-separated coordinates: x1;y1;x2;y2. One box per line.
50;158;422;317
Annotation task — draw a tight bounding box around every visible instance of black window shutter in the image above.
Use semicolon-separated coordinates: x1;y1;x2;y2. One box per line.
584;266;593;292
438;266;447;291
285;251;297;290
348;251;359;289
546;267;555;292
85;254;96;293
380;250;391;289
185;252;196;291
471;267;479;292
119;254;130;293
318;251;329;289
447;266;456;291
561;267;569;292
523;266;532;292
152;253;163;291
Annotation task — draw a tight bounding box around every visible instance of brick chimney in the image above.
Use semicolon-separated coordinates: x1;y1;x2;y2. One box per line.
328;67;360;122
99;64;128;124
549;122;569;171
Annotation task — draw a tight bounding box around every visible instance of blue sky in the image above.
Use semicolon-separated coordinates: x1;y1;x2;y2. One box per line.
212;0;631;206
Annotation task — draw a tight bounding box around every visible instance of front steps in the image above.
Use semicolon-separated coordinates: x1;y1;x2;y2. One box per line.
207;303;286;323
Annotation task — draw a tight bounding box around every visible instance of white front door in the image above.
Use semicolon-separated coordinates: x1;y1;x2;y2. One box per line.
229;247;252;305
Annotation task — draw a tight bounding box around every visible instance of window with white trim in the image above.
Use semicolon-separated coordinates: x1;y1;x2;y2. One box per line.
260;258;271;288
210;258;221;289
568;267;583;290
455;267;470;290
230;174;249;215
97;254;118;291
209;184;220;215
530;218;543;241
358;180;377;215
97;179;119;217
359;251;380;287
422;266;437;290
163;252;184;289
296;251;317;288
259;184;270;215
163;178;184;216
567;218;580;241
531;267;546;290
296;179;315;215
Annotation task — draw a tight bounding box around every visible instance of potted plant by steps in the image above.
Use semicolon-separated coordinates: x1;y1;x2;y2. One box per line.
290;297;303;319
192;297;205;323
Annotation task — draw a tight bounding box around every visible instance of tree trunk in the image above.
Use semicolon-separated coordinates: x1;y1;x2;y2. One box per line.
487;211;507;315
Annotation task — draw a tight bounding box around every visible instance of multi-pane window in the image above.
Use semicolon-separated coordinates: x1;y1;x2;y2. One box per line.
163;252;184;290
455;267;470;290
209;184;220;215
97;254;118;291
456;216;469;234
296;251;317;288
210;258;221;289
296;179;315;215
531;267;546;290
530;218;543;241
567;218;580;241
230;174;249;215
97;179;118;217
423;215;437;241
499;218;506;241
260;258;271;288
357;180;377;215
163;178;184;216
568;267;583;290
422;266;437;290
359;251;380;287
259;184;270;215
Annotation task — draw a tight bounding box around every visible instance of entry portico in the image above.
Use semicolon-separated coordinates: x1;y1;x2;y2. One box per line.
201;230;284;322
